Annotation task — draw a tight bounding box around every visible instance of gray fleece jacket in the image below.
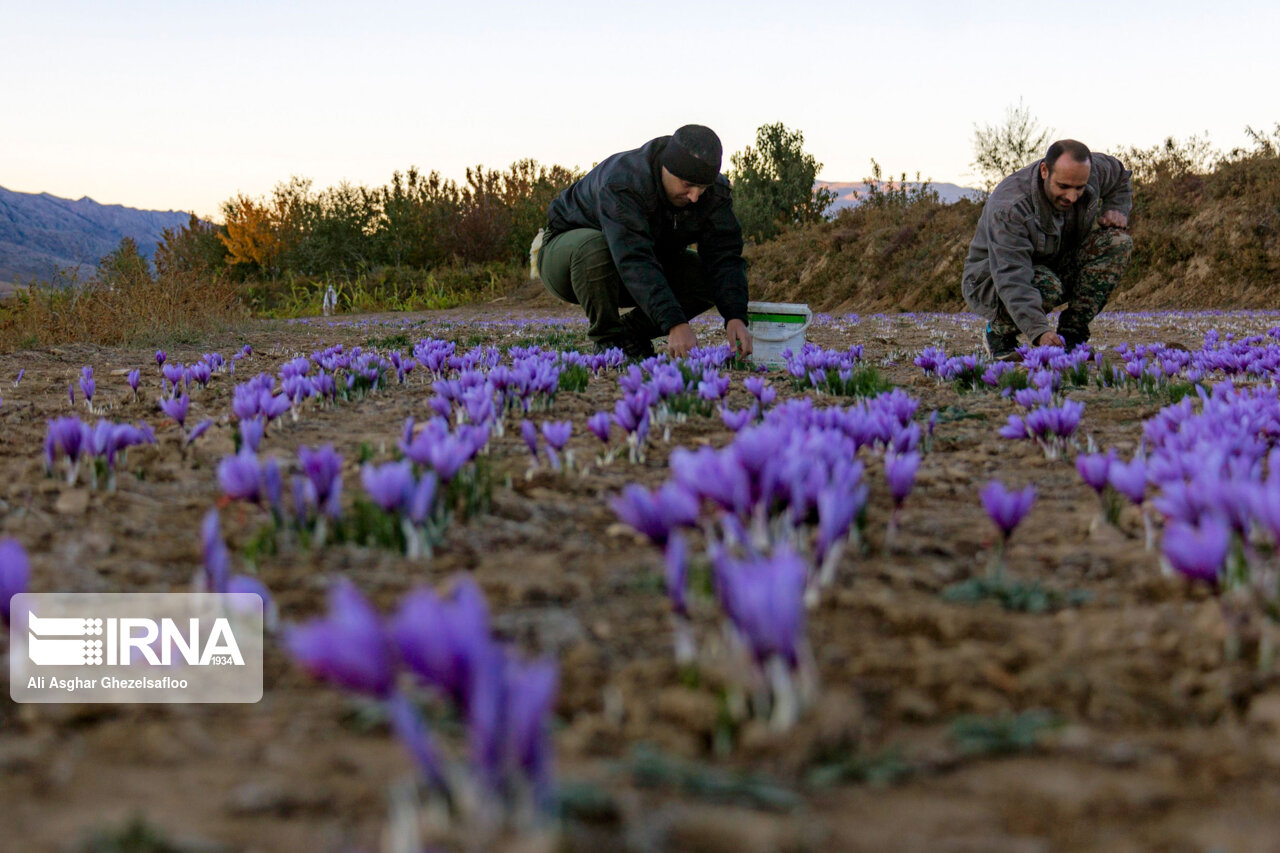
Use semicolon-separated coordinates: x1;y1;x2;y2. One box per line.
961;153;1133;342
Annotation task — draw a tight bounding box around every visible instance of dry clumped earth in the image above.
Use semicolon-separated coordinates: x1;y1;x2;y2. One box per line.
3;305;1280;853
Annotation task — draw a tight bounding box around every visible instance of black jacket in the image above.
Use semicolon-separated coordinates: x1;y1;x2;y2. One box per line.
545;136;749;333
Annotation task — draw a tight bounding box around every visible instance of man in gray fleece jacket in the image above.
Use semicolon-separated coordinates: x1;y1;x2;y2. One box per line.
962;139;1133;357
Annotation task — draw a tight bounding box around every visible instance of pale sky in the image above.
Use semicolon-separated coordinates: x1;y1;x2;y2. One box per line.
2;0;1275;219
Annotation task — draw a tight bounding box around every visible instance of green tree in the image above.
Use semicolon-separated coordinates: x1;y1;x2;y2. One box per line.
97;236;151;286
971;99;1052;194
729;122;835;243
154;214;228;277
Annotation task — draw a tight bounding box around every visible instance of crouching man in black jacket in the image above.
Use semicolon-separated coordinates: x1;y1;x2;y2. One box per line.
536;125;753;360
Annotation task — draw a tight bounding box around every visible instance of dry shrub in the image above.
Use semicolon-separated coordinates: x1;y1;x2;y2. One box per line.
0;268;244;352
747;132;1280;315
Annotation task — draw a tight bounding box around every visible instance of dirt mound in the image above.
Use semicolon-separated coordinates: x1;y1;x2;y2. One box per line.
746;151;1280;315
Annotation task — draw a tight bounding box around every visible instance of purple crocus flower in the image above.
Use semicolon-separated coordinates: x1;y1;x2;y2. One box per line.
697;370;730;401
743;376;774;406
720;406;756;432
497;655;558;801
239;417;265;453
884;451;921;507
13;369;24;387
541;420;572;471
422;433;472;483
162;362;185;391
1075;451;1114;493
665;531;689;617
0;538;30;628
185;419;213;445
155;350;166;368
406;472;438;525
388;578;492;709
385;691;446;788
541;420;571;451
46;416;88;464
1108;455;1148;505
217;450;263;503
1162;515;1230;585
586;411;612;444
201;510;232;594
262;457;283;518
361;460;415;513
715;543;807;666
998;414;1027;440
520;419;540;459
980;480;1036;540
77;366;94;404
299;445;343;517
126;368;140;397
609;482;699;546
815;476;868;563
160;393;190;427
285;580;395;697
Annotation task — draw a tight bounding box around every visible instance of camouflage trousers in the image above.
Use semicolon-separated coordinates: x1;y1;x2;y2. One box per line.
991;227;1133;344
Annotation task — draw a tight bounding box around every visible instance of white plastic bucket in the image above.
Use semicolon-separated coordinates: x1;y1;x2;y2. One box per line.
747;301;812;366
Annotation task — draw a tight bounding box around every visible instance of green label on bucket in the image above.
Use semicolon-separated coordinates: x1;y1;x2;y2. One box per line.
748;313;806;324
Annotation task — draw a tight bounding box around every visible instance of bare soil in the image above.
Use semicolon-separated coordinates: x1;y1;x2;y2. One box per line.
3;305;1280;853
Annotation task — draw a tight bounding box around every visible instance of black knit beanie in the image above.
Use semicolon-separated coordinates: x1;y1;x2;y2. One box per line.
662;125;722;185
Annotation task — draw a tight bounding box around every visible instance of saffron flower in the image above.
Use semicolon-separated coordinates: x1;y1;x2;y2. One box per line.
1162;515;1230;585
884;451;920;508
980;480;1036;541
541;420;572;471
155;350;166;368
520;419;539;460
0;538;30;628
218;450;263;503
610;482;699;547
388;578;492;709
159;393;190;427
299;445;343;519
286;580;395;697
239;417;265;453
361;460;415;513
185;419;213;445
126;369;140;400
1075;451;1114;494
720;405;756;432
586;411;612;444
1108;455;1148;505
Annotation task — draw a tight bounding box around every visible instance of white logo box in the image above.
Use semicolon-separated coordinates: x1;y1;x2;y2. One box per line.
10;593;264;704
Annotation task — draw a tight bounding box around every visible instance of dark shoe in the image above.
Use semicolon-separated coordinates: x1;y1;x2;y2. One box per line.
620;308;662;342
592;336;655;361
1059;329;1089;351
983;325;1019;361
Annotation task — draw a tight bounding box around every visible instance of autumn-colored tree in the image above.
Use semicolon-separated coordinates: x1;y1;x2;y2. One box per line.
220;194;282;272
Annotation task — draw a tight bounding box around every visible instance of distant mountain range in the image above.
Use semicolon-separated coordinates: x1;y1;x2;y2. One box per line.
818;180;981;213
0;186;195;287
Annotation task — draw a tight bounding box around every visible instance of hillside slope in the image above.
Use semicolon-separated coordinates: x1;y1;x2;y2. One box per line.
749;152;1280;315
0;187;193;285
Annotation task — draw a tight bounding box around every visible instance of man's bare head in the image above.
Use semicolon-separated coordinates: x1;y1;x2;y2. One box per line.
1040;139;1092;210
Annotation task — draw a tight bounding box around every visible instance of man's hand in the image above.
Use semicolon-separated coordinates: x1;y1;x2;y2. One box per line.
1098;210;1129;229
666;323;698;358
1037;331;1066;347
725;318;753;357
